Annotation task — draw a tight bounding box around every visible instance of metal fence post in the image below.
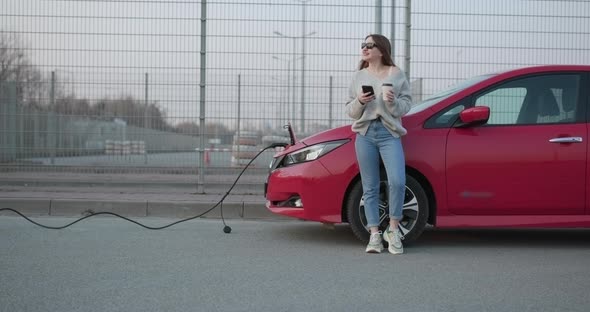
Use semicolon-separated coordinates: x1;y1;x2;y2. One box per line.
390;0;396;62
236;74;241;164
404;0;411;81
375;0;382;34
33;108;39;155
197;0;207;193
144;72;148;164
0;83;6;162
299;0;311;134
18;104;23;158
2;82;18;162
329;76;333;129
49;71;56;164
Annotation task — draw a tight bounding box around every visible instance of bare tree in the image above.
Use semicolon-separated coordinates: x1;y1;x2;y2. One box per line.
1;31;174;131
176;122;200;136
175;121;233;144
0;31;45;109
54;93;91;116
92;95;170;131
205;122;233;144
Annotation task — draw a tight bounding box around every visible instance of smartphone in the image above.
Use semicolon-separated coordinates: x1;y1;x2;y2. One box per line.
361;85;374;96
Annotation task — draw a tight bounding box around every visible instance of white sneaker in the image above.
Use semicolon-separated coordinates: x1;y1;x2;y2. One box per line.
383;226;404;254
365;231;383;253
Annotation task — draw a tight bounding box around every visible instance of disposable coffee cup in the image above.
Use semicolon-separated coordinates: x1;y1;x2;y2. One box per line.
382;83;393;102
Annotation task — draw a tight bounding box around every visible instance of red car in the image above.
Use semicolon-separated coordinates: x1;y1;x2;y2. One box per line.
265;65;590;243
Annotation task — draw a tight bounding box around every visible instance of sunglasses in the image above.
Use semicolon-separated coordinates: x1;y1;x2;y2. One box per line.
361;42;377;49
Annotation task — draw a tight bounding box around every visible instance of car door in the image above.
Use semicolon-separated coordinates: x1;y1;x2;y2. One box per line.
446;72;586;215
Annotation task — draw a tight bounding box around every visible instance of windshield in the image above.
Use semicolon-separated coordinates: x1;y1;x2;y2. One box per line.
408;74;494;114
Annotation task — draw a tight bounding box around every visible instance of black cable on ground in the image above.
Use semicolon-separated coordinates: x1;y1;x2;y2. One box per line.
0;143;286;232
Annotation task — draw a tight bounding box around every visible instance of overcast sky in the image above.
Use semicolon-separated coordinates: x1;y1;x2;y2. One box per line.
1;0;589;132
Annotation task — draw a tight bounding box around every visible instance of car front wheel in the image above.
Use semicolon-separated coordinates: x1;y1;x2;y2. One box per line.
346;174;429;244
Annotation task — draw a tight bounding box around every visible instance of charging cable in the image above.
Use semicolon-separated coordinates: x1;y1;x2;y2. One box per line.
0;143;287;233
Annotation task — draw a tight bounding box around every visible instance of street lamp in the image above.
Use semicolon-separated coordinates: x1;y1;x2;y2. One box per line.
268;85;286;128
272;32;298;126
272;55;303;128
272;56;292;126
273;28;316;133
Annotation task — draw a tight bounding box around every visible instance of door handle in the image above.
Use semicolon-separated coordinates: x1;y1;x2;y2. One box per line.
549;137;583;143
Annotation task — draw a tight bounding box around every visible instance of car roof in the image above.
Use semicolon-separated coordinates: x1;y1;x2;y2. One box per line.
494;65;590;77
415;65;590;115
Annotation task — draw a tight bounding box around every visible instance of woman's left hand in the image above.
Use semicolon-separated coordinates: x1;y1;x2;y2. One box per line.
384;89;395;103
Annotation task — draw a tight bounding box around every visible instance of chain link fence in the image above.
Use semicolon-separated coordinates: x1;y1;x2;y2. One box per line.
1;0;588;189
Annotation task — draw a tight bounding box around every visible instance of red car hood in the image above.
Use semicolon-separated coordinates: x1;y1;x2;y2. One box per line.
276;114;425;157
274;126;354;156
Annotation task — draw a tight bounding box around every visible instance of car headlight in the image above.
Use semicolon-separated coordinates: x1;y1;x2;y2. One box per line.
283;139;349;166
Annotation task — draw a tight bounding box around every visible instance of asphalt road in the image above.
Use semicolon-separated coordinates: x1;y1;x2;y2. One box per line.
1;216;590;312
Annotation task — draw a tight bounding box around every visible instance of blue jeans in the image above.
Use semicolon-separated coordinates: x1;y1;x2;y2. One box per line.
355;119;405;228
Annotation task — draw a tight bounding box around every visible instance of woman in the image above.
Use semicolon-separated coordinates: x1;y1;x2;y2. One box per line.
345;34;412;254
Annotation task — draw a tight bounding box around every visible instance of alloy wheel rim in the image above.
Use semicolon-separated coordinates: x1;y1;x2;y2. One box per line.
359;183;419;236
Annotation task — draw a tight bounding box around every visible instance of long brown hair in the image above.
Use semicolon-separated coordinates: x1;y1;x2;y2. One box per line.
358;34;395;70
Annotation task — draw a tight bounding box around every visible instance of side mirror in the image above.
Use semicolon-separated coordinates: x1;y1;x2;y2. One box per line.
456;106;490;127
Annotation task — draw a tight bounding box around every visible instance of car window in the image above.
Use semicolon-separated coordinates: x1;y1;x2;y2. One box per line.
409;74;493;114
475;74;581;126
476;88;527;124
424;97;471;128
434;104;466;125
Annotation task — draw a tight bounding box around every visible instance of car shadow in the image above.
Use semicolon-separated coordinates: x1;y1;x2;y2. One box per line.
277;222;590;249
276;222;360;246
412;227;590;248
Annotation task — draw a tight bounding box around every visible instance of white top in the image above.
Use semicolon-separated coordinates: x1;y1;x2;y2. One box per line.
345;67;413;138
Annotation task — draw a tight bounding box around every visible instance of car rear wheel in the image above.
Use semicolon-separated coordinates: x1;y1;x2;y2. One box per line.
346;174;429;244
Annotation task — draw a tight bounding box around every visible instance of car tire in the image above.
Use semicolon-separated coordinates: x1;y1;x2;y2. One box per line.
346;174;429;244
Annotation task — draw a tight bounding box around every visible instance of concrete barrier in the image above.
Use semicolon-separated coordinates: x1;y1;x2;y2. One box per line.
0;197;288;220
50;199;148;217
0;199;50;216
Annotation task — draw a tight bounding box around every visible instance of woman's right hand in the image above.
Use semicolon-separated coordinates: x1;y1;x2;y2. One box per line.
358;92;375;105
